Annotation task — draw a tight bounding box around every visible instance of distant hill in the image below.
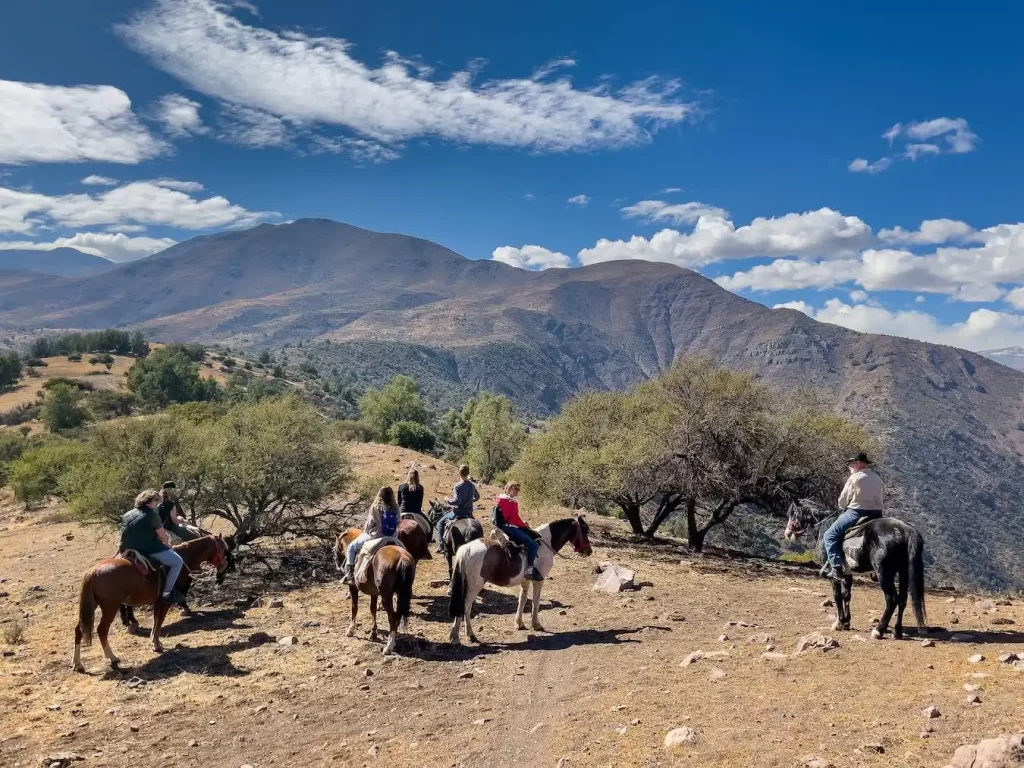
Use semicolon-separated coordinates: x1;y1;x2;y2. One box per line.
0;247;115;278
981;346;1024;371
0;218;1022;590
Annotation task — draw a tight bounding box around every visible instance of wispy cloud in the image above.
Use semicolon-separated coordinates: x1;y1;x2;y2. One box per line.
81;175;119;187
620;199;728;225
117;0;697;160
567;194;591;207
152;93;207;137
849;117;979;174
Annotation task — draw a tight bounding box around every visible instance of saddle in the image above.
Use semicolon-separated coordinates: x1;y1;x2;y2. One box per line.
118;549;159;578
840;514;880;569
401;511;432;537
354;536;405;583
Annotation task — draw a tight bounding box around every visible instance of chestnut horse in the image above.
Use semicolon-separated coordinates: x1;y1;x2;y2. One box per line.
337;529;417;654
449;516;592;645
333;518;432;570
73;535;229;672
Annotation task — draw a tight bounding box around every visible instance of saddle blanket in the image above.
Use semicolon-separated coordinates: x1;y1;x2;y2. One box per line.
118;549;157;576
355;536;405;583
401;511;431;537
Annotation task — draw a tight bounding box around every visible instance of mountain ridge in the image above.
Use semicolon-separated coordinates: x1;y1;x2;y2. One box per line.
0;247;114;278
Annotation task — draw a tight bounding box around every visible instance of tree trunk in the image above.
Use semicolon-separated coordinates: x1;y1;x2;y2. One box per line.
685;499;706;551
644;494;684;538
618;501;644;535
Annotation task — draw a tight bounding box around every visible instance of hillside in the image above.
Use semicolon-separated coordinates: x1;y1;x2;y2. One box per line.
982;346;1024;372
1;443;1023;768
0;247;114;278
0;219;1023;590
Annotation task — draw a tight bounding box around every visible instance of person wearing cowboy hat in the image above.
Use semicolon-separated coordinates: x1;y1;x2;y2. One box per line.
822;453;884;582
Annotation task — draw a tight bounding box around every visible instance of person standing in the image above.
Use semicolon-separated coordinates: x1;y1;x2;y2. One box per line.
119;489;187;605
823;453;884;581
434;464;479;553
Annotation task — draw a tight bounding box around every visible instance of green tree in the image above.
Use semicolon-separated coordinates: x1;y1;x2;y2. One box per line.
437;397;478;461
387;420;437;452
258;349;273;365
465;393;525;483
127;346;220;408
0;351;21;389
8;439;91;505
129;331;149;357
0;430;31;486
85;389;137;420
40;382;88;432
358;374;431;439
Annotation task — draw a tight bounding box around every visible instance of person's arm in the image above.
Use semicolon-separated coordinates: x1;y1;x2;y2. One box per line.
472;485;480;504
445;484;458;506
838;475;857;509
151;509;171;545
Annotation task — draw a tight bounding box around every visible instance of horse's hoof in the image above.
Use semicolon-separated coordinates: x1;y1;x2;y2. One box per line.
449;635;461;646
870;628;883;640
73;663;86;674
153;645;164;654
532;624;545;632
831;619;842;631
345;625;356;638
128;624;143;636
894;629;904;640
516;622;527;631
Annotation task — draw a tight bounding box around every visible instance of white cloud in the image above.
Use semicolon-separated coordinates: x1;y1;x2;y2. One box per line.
849;289;869;303
309;136;400;163
218;104;294;148
117;0;694;157
0;78;167;165
81;175;119;187
0;179;274;234
878;218;975;245
0;232;175;263
105;224;147;233
915;295;926;303
808;299;1024;351
1006;287;1024;310
661;187;682;194
772;300;813;315
716;258;861;292
492;244;570;270
152;93;206;137
524;193;534;201
579;208;872;268
620;199;729;225
850;117;978;174
567;194;590;207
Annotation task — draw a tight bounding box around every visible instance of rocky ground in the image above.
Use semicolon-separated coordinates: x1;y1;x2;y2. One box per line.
2;443;1023;768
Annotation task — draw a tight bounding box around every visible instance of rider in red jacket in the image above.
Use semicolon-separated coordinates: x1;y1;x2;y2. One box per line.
492;482;543;581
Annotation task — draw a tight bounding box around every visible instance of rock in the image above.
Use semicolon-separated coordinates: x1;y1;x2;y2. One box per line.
761;652;789;661
922;639;935;647
45;704;62;711
472;718;490;725
724;620;754;628
680;651;703;666
991;617;1015;626
746;633;775;645
363;668;374;678
664;726;698;749
922;706;941;718
820;599;834;607
718;634;729;642
125;676;145;688
946;733;1024;768
457;671;474;679
802;758;835;768
862;744;885;754
667;613;686;622
129;724;140;732
951;617;959;624
593;565;636;594
998;653;1020;664
925;664;935;669
974;599;998;611
994;599;1013;606
796;633;840;653
428;580;448;589
968;654;986;664
188;739;198;747
964;684;983;692
2;649;15;657
278;635;299;646
966;694;983;705
41;754;82;768
267;598;284;609
301;620;321;628
708;667;727;681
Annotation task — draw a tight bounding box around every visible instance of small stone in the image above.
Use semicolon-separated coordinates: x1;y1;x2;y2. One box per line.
2;649;16;657
820;599;834;607
458;671;474;679
664;726;698;749
267;598;284;608
968;654;985;664
129;724;140;732
358;684;370;691
964;684;982;692
924;664;934;669
278;635;298;646
998;653;1020;664
254;705;268;713
921;639;935;648
862;744;885;754
922;705;941;718
45;704;62;711
965;694;982;705
680;651;703;666
472;718;490;725
990;617;1015;625
718;634;729;642
188;739;198;747
796;632;840;653
428;579;448;588
367;745;380;758
708;667;727;681
363;668;374;678
951;616;959;624
802;758;834;768
301;620;321;628
762;652;789;661
667;613;685;622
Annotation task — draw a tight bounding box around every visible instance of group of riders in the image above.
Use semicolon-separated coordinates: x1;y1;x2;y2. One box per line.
339;463;547;584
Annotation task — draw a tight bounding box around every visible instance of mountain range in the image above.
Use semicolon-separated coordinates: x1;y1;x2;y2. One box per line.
981;346;1024;372
1;219;1022;590
0;247;114;278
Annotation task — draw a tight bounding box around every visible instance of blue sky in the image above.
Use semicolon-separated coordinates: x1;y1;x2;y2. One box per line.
2;0;1023;350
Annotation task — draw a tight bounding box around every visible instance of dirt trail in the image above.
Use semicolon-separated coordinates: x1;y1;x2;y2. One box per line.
2;445;1024;767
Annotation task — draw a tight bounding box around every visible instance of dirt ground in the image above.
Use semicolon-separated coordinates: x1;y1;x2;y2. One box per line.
2;443;1023;768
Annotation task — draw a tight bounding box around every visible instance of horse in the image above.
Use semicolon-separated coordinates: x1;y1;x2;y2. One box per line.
338;531;417;654
427;499;484;580
333;518;432;570
784;500;927;640
73;534;229;672
449;515;592;645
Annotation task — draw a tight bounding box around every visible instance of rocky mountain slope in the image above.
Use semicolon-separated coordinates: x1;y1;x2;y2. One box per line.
1;219;1022;589
0;247;114;277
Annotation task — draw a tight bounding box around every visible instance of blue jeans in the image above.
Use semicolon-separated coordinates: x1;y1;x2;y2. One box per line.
150;548;185;596
347;532;371;567
824;509;874;569
435;511;471;548
500;525;538;565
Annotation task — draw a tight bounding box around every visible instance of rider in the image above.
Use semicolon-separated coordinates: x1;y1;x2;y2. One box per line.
342;486;400;584
120;489;187;605
434;464;479;553
157;481;200;543
397;469;424;517
492;482;544;582
822;453;884;582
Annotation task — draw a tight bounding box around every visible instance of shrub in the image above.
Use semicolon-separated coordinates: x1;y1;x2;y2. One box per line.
88;353;114;366
299;360;318;376
41;377;93;392
335;420;375;443
3;621;24;645
0;403;40;427
127;347;221;408
85;389;137;420
24;357;46;367
8;439;91;504
66;353;82;362
387;420;437;452
40;383;88;432
84;370;110;376
358;375;432;439
0;351;22;389
0;430;31;485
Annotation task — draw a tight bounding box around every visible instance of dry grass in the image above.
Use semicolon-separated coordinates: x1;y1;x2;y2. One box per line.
1;443;1022;768
3;620;25;645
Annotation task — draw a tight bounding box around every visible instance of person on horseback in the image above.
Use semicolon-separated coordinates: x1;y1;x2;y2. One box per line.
157;481;199;543
822;453;884;582
434;464;479;554
342;486;400;585
398;470;424;516
492;482;544;582
119;489;187;605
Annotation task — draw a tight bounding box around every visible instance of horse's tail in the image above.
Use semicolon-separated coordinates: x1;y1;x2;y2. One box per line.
396;554;415;623
77;570;96;647
907;527;928;632
448;550;467;619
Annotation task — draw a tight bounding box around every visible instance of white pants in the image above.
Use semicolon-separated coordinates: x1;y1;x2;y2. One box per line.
150;549;185;596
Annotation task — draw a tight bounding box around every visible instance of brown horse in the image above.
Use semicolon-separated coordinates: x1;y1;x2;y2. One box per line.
449;516;592;644
333;518;432;569
73;535;229;672
338;529;417;655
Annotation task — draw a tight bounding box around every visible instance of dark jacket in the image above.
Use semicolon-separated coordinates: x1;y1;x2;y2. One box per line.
397;483;424;515
156;497;184;528
120;506;168;555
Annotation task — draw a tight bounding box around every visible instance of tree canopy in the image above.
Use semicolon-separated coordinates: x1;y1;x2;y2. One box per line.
358;374;432;440
127;346;220;408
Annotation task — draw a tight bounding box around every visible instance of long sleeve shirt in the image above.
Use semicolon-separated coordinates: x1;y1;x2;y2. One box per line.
838;468;884;511
447;479;480;516
494;494;527;528
363;505;384;537
397;483;424;515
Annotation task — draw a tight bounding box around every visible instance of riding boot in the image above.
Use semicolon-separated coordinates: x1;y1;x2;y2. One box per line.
341;563;354;585
525;565;544;582
827;564;846;582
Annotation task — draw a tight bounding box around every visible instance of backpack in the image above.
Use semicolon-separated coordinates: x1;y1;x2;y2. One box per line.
381;507;399;538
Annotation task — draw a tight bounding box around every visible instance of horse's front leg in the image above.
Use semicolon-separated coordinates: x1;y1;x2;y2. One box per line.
515;583;529;630
346;585;359;637
369;594;379;641
151;601;169;653
530;580;545;632
382;593;398;656
872;567;897;640
830;578;849;631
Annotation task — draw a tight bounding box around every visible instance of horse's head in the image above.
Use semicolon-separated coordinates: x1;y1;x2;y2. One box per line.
570;515;593;556
784;499;822;540
209;534;230;574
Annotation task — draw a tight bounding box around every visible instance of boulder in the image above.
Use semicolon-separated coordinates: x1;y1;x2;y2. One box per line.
990;617;1015;626
923;706;942;718
680;651;703;666
969;654;986;664
998;653;1020;664
278;636;299;646
593;565;635;594
664;726;698;749
945;733;1024;768
796;633;840;653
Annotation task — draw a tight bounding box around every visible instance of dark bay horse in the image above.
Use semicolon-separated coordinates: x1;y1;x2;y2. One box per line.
785;500;927;639
338;532;417;655
74;535;229;672
428;500;483;580
449;516;592;644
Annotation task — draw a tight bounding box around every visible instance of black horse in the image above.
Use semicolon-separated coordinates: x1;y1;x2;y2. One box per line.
427;500;484;580
784;500;927;639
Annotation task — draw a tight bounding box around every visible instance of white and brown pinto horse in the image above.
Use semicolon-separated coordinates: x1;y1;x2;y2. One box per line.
448;516;592;644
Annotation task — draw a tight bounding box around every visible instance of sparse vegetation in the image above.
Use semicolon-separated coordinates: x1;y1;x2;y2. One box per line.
3;620;25;646
359;374;432;441
0;351;21;389
40;382;88;432
465;393;525;483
